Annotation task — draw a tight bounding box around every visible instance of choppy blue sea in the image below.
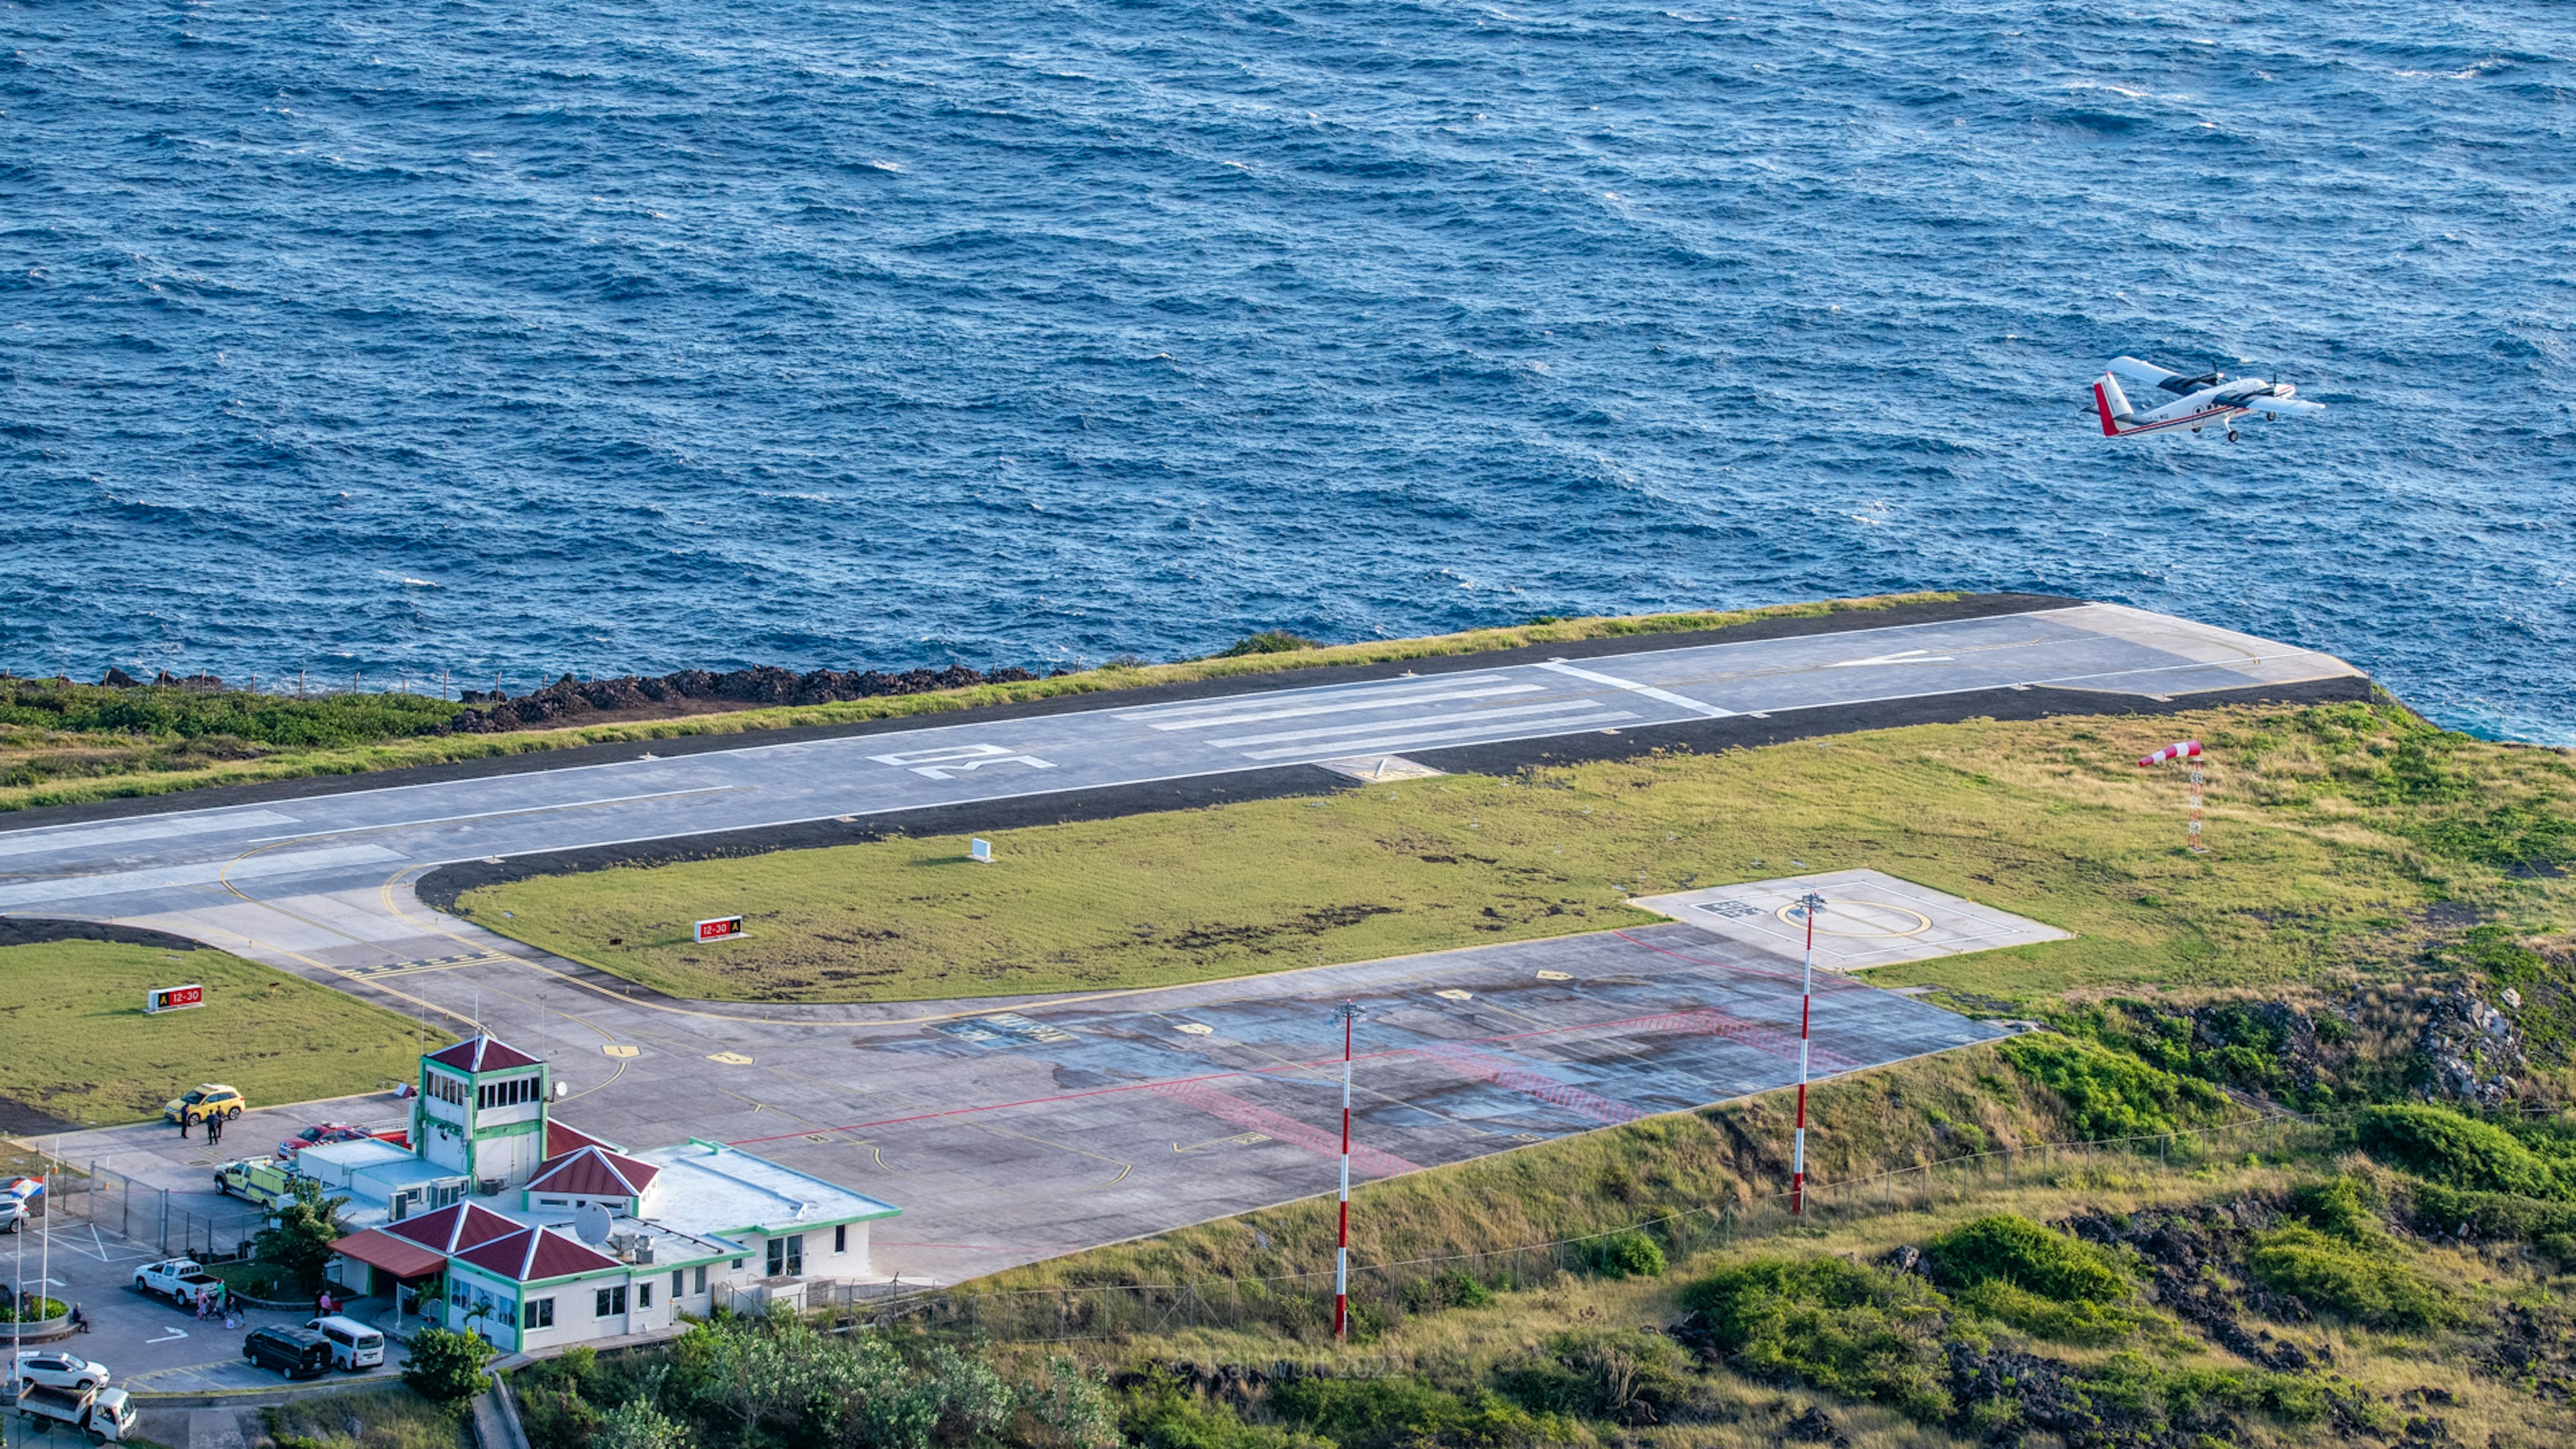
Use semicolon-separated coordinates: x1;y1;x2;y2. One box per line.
3;1;2570;741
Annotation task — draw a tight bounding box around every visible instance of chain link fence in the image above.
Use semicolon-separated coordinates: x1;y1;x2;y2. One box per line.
44;1163;266;1262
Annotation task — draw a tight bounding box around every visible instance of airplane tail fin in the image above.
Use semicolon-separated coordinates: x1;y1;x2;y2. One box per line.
2093;374;2135;436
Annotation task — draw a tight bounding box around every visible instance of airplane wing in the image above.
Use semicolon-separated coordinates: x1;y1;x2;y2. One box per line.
2104;356;2181;386
2263;396;2327;417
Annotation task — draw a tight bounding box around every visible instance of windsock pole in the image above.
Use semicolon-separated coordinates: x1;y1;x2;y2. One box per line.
1334;999;1364;1339
1790;891;1824;1214
2138;741;2208;853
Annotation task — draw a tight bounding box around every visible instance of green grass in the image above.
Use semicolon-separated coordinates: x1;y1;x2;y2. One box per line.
259;1385;474;1449
0;939;449;1126
0;592;1957;814
460;698;2576;1005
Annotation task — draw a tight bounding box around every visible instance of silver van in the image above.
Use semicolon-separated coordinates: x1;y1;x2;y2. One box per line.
303;1316;385;1371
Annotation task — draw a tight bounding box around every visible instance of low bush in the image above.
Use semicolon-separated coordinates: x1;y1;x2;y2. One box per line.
2248;1224;2463;1329
1951;1278;2157;1346
1682;1258;1951;1421
1926;1215;2133;1302
2355;1105;2569;1199
1581;1228;1666;1279
401;1327;495;1405
1118;1368;1328;1449
1994;1034;2218;1140
1496;1328;1705;1425
1269;1375;1572;1449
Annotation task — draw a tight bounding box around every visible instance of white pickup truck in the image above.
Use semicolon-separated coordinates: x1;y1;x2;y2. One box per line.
131;1258;227;1309
13;1383;139;1442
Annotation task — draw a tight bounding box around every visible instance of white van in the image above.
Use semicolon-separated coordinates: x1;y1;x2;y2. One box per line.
303;1316;385;1371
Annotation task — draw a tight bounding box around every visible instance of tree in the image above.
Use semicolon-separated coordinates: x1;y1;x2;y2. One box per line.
593;1398;691;1449
252;1176;350;1292
404;1325;498;1404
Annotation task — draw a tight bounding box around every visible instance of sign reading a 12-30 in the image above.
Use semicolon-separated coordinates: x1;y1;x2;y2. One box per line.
694;916;745;943
146;983;205;1014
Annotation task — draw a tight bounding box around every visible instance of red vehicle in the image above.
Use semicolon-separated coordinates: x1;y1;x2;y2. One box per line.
274;1124;369;1160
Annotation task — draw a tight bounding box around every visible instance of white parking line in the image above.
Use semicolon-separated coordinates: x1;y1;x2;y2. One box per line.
1534;659;1733;718
1144;682;1544;731
1209;700;1629;750
1237;708;1637;760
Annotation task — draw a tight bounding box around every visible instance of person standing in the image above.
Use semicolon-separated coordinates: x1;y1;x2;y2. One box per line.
206;1113;221;1147
177;1110;191;1141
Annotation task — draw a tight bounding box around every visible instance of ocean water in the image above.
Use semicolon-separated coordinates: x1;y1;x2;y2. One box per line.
2;0;2569;742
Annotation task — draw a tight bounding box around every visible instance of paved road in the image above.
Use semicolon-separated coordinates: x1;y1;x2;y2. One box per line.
3;602;2355;1285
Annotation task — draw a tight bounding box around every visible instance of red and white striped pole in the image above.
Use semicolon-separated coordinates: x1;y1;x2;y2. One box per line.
1790;890;1824;1215
1334;1000;1364;1339
2138;741;2207;853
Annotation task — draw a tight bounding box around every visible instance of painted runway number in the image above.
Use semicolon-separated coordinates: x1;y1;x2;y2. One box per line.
868;743;1058;779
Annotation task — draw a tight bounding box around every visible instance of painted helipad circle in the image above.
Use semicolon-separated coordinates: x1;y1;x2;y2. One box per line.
1778;899;1933;938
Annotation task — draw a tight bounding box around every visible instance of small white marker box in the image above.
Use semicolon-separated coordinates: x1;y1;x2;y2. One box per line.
969;838;993;863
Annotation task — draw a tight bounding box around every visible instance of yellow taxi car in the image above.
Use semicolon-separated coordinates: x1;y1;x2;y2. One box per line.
164;1083;246;1126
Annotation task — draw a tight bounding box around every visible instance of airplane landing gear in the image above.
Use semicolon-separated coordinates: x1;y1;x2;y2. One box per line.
2265;411;2277;421
2226;429;2240;442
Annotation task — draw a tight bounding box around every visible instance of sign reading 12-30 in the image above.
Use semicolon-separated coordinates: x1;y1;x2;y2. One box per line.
146;983;205;1014
694;916;745;943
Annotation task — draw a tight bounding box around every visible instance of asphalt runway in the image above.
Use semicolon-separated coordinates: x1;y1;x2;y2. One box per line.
4;599;2355;1283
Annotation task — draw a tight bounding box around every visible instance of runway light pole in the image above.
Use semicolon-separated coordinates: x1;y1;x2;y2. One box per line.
1334;999;1364;1340
1791;890;1824;1215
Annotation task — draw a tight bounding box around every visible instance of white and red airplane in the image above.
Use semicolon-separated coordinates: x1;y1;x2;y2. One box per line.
2089;356;2325;441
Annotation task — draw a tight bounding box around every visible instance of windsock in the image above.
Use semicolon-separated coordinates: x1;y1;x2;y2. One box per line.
2138;741;2202;767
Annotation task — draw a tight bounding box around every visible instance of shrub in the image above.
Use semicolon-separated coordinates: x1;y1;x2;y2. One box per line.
1218;631;1321;657
2287;1177;2379;1243
1951;1279;2154;1346
1927;1216;2132;1303
402;1326;496;1405
1269;1376;1570;1449
1121;1368;1326;1449
592;1399;690;1449
1995;1034;2215;1140
253;1176;350;1293
1582;1229;1666;1280
1497;1328;1703;1424
2355;1105;2567;1199
1682;1258;1951;1421
2248;1226;2463;1329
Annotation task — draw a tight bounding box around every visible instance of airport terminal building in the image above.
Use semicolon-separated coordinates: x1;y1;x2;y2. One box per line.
323;1035;898;1352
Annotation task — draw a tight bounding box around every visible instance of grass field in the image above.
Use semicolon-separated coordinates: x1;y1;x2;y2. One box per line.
0;938;448;1128
459;698;2576;1005
0;592;1953;814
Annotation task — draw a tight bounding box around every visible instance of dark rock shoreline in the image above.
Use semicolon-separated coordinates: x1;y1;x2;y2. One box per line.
439;663;1042;734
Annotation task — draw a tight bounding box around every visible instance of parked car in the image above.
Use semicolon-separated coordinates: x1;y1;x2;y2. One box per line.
10;1352;107;1391
213;1157;301;1210
12;1382;137;1442
276;1124;370;1160
241;1326;333;1381
303;1316;385;1371
163;1084;245;1126
131;1258;226;1310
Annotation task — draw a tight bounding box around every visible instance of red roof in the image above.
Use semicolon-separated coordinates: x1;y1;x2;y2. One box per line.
331;1227;446;1280
382;1202;523;1255
526;1145;659;1200
545;1120;616;1157
425;1035;543;1075
452;1225;622;1283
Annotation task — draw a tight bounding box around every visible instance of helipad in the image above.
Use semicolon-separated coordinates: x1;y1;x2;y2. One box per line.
1629;869;2070;971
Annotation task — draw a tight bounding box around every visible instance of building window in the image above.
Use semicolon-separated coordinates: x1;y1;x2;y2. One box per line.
731;1258;744;1271
835;1224;847;1254
595;1285;628;1318
427;1073;468;1106
523;1299;554;1330
539;1198;566;1207
766;1234;803;1278
694;1267;707;1294
639;1283;653;1309
478;1075;541;1110
672;1269;684;1298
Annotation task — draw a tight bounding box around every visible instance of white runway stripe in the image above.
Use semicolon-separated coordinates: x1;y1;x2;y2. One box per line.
1146;682;1544;732
1236;708;1636;761
1113;672;1514;722
1534;659;1733;718
1208;699;1625;749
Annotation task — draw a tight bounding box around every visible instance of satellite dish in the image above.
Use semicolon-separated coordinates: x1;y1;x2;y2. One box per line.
573;1203;613;1246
